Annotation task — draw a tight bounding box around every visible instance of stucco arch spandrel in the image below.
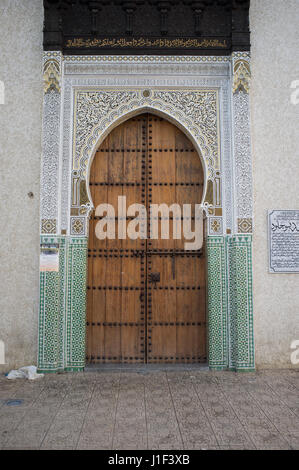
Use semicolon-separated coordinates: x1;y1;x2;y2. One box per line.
72;89;221;213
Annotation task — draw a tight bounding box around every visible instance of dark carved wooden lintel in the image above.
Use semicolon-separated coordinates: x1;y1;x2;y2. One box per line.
43;0;250;55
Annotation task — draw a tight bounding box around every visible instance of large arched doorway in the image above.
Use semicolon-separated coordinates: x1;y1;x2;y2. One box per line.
86;113;206;364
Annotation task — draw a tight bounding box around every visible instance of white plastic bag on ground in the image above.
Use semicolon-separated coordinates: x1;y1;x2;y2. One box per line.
6;366;44;380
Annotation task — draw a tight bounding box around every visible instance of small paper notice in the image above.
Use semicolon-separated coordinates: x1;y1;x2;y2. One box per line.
40;246;59;272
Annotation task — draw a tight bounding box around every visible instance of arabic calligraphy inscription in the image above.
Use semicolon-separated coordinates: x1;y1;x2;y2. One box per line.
269;210;299;273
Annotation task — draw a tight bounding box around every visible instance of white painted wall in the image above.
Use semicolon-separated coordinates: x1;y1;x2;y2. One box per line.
0;0;43;371
0;0;298;370
250;0;299;368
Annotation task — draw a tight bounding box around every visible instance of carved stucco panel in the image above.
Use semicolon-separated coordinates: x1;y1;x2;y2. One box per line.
233;91;253;220
72;88;221;228
51;57;234;236
232;53;253;229
40;52;62;229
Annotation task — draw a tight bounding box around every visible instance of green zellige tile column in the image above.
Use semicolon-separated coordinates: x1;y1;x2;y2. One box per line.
206;236;229;369
228;235;255;371
66;237;88;371
38;236;87;372
38;236;66;373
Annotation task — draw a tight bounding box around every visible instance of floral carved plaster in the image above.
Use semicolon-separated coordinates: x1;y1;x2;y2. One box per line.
72;88;220;223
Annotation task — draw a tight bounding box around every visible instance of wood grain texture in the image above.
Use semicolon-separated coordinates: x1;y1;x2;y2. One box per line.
87;114;206;363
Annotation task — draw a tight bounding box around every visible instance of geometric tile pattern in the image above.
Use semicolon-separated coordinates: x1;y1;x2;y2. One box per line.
66;237;88;371
58;237;66;370
70;216;85;236
206;236;228;370
38;235;87;373
238;218;253;233
38;235;63;372
41;218;56;234
38;270;60;369
206;234;255;372
209;217;223;235
228;235;255;371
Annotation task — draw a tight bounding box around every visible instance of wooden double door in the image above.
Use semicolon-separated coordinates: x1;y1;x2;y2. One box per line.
86;113;206;364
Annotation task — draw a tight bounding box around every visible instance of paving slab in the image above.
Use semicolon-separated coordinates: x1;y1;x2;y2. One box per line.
0;369;298;450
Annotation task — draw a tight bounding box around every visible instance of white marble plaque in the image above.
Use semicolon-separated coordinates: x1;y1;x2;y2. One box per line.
269;210;299;273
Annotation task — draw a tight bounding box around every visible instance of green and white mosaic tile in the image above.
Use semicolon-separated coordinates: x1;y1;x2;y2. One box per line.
38;235;64;372
228;235;255;371
66;237;87;371
206;236;228;370
38;236;87;373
